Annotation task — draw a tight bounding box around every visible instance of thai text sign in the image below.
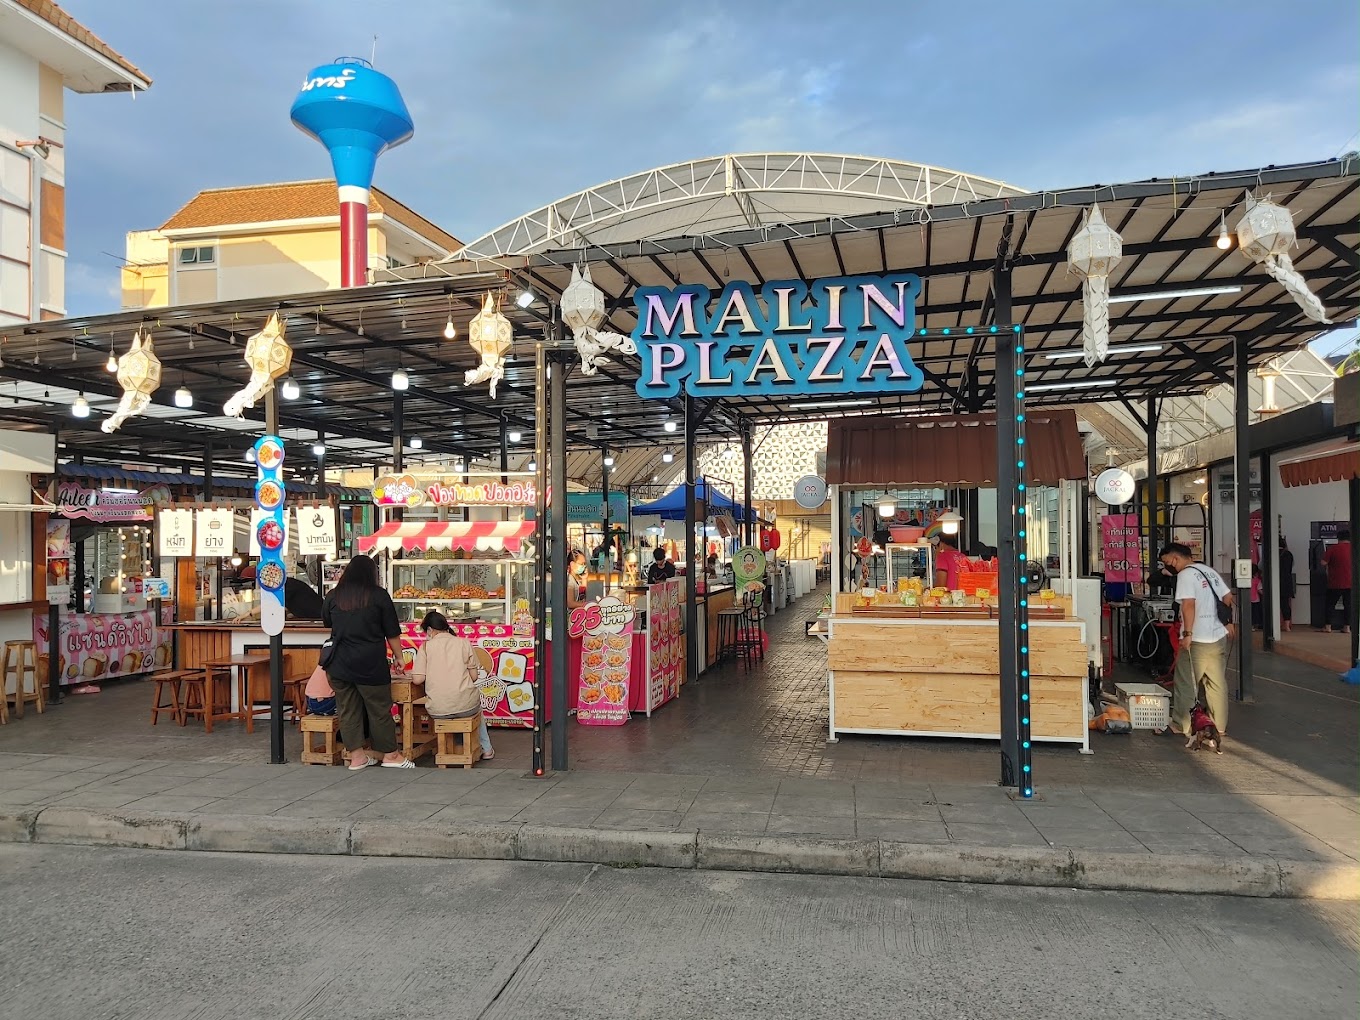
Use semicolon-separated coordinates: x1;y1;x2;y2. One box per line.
571;596;635;726
399;621;536;728
373;474;538;508
56;483;157;522
633;272;925;399
33;608;171;685
1101;513;1142;584
194;508;235;558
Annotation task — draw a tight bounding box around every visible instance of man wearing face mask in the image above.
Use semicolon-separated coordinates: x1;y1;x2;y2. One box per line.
567;550;589;609
1157;542;1234;739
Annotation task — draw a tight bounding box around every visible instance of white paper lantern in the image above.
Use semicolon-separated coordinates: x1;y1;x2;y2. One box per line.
464;292;513;399
101;328;162;433
224;312;293;418
1067;204;1123;367
560;264;637;376
1234;193;1331;324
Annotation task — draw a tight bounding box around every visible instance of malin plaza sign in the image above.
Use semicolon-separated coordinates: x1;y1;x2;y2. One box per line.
633;272;925;399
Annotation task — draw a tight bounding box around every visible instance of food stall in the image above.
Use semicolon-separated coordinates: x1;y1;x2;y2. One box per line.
824;411;1092;748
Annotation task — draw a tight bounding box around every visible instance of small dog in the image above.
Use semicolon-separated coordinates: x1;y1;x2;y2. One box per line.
1185;690;1223;754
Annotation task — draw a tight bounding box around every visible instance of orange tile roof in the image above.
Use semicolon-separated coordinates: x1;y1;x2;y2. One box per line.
12;0;152;89
158;181;460;252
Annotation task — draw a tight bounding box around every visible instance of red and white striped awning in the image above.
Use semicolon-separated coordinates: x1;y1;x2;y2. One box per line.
357;520;536;554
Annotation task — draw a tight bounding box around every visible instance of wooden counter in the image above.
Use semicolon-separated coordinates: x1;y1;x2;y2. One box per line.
170;622;328;704
827;613;1089;749
700;585;735;668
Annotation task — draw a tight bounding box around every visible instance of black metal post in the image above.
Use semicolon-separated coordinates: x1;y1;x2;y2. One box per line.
549;342;569;773
205;445;220;620
1233;337;1253;702
601;446;611;589
532;342;547;777
1260;449;1274;650
684;394;699;683
266;389;285;764
392;394;404;473
1349;476;1360;667
741;420;754;546
994;237;1022;792
46;603;61;705
499;416;509;485
1146;395;1159;586
1079;477;1091;575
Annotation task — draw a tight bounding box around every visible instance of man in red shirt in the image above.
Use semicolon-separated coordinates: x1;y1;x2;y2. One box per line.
1322;528;1352;634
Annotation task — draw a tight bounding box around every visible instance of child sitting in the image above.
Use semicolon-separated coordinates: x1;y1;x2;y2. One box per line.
304;664;336;716
412;611;494;760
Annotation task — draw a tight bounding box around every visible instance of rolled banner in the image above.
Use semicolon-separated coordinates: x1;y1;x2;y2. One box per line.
254;434;287;637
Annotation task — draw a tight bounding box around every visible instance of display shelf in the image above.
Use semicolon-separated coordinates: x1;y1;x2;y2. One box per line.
392;558;532;566
391;597;499;604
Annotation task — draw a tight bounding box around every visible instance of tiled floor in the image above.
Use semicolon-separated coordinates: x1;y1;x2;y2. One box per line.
2;584;1356;803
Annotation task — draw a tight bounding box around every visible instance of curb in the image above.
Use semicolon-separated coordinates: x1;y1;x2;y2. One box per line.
3;806;1355;900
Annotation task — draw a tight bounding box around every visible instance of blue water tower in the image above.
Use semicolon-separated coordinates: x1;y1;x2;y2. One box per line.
290;57;414;287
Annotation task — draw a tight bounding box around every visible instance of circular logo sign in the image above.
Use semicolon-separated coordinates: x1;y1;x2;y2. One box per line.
792;474;827;509
1094;468;1135;506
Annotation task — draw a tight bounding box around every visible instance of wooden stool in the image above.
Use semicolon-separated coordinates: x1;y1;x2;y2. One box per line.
433;714;483;770
301;714;345;765
148;669;200;725
3;640;41;718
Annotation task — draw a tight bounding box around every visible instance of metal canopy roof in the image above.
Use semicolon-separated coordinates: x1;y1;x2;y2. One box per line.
0;155;1356;491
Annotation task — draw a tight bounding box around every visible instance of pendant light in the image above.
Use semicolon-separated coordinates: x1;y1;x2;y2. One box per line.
174;381;193;408
71;392;90;418
281;375;300;400
391;367;410;391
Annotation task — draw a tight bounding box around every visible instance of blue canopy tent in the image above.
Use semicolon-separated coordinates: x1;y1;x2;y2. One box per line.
631;478;754;522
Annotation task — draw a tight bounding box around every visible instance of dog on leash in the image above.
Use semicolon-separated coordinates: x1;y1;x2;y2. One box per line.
1185;685;1223;754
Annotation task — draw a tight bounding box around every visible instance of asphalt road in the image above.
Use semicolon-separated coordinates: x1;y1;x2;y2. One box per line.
2;845;1354;1020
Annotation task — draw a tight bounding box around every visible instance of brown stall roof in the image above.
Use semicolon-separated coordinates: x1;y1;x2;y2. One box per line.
1280;448;1360;488
825;411;1087;488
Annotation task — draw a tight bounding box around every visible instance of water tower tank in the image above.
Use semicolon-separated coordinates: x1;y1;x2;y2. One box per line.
290;57;414;288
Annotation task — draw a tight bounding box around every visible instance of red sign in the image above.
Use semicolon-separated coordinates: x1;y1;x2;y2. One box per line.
573;596;635;726
399;621;536;728
1102;513;1142;583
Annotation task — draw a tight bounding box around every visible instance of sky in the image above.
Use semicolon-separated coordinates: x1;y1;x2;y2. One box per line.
58;0;1360;355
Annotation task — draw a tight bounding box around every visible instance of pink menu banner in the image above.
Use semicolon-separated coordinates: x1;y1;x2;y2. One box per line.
575;596;635;726
399;621;536;728
33;609;171;685
1102;513;1142;583
647;579;682;711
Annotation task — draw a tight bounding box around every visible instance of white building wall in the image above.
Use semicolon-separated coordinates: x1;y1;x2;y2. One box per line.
0;37;40;326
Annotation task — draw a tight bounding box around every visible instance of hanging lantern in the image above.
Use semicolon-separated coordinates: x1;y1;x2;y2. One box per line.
101;327;162;433
464;292;513;399
560;264;637;375
224;312;293;418
1234;193;1331;324
1067;203;1123;367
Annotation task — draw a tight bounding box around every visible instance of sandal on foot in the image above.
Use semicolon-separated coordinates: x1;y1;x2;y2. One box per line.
380;758;416;769
347;757;375;771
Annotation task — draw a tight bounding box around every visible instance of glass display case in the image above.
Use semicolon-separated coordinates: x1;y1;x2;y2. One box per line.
386;552;535;624
884;542;934;590
85;524;151;613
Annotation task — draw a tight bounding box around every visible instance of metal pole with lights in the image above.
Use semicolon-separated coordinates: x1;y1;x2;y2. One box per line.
532;341;548;778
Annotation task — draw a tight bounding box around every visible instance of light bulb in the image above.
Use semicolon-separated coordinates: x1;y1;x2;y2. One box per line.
281;376;300;400
105;352;117;372
1216;212;1232;250
391;368;410;391
603;456;614;468
443;316;456;340
409;437;423;450
527;460;537;472
662;452;674;463
312;443;326;457
516;289;535;309
664;420;678;433
71;394;90;418
174;386;193;408
508;430;522;443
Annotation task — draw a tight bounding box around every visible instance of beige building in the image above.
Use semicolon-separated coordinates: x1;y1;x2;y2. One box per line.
121;180;461;309
0;0;150;326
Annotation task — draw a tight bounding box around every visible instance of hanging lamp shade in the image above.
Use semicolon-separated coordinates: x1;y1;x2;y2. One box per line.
1234;193;1331;324
463;292;513;399
224;312;293;417
1066;203;1123;367
101;327;162;433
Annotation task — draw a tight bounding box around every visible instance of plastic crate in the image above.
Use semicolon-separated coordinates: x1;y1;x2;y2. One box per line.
1114;682;1172;730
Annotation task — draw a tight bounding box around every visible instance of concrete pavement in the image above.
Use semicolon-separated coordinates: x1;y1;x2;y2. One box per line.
1;843;1355;1020
0;751;1355;898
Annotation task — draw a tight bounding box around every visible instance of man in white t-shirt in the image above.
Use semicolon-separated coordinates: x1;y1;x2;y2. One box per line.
1158;542;1235;737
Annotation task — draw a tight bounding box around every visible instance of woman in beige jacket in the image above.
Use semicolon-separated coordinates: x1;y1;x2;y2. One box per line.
412;611;494;759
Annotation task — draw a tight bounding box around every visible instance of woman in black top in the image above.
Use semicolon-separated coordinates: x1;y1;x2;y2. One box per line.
322;555;412;770
567;550;588;609
646;546;676;585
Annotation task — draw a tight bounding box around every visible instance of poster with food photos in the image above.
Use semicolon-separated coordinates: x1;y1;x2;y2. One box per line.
571;596;635;726
647;579;682;711
33;608;171;686
399;621;537;728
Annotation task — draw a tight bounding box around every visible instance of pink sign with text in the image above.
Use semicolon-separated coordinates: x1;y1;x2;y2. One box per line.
573;596;635;725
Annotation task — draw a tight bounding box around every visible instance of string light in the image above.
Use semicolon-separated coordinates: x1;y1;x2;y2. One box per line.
1216;211;1232;250
443;293;457;339
1013;323;1033;799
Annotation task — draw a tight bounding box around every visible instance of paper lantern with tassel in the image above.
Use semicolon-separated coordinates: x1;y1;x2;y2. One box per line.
560;264;637;376
1067;203;1123;367
1234;193;1331;324
224;312;292;418
101;328;162;433
464;292;513;399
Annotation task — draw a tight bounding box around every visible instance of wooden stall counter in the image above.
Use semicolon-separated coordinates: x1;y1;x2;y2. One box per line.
827;606;1089;751
170;621;329;707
